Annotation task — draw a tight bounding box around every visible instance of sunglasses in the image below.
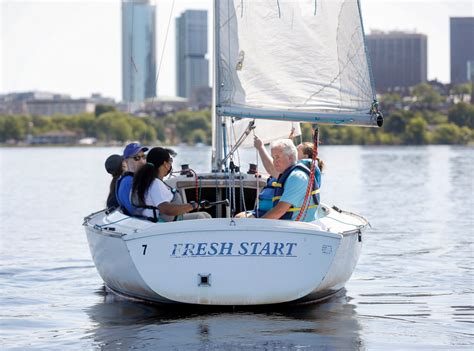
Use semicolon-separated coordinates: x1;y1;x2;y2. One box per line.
132;154;146;161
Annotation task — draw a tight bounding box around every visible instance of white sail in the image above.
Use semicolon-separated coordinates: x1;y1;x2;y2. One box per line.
230;119;301;147
217;0;380;127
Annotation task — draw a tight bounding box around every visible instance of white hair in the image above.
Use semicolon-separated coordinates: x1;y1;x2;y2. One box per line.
270;139;297;162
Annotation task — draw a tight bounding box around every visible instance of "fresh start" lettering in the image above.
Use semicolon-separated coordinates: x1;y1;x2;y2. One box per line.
170;241;298;258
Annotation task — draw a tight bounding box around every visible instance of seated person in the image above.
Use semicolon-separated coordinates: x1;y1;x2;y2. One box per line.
132;147;211;221
296;142;324;187
116;142;148;215
237;139;319;222
254;136;323;186
104;154;126;210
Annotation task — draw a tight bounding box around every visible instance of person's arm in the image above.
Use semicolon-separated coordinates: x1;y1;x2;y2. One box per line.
158;201;196;216
254;136;279;178
261;201;291;219
151;180;197;216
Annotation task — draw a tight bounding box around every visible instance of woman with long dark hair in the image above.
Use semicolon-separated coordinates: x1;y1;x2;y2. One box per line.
132;147;211;221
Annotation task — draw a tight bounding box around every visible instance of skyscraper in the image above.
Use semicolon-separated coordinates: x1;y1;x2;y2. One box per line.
122;0;156;103
366;31;427;93
450;17;474;85
176;10;209;99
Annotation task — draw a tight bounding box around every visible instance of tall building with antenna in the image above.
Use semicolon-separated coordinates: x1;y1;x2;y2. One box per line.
122;0;156;103
176;10;209;99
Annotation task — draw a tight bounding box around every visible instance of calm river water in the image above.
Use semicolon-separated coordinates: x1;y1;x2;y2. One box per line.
0;145;473;350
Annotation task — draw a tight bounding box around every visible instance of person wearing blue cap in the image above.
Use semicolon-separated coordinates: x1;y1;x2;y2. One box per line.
116;142;149;215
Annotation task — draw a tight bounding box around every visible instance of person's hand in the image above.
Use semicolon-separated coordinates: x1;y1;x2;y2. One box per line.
189;201;198;211
199;200;211;209
254;135;263;149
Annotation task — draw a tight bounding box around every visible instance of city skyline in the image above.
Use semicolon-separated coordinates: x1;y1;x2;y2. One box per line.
1;0;473;101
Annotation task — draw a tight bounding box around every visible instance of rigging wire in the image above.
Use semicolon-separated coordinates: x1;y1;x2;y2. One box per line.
230;120;247;214
150;0;176;107
226;117;237;217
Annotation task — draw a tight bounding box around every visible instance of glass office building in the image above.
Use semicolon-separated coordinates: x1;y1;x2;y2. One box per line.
122;0;156;103
450;17;474;85
176;10;209;99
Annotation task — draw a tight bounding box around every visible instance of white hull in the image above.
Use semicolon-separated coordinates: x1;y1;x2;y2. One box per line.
84;194;366;305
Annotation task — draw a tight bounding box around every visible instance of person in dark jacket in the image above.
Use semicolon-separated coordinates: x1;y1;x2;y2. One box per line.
104;154;126;210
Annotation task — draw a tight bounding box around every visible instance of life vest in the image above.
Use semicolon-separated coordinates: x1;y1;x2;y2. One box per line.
299;158;322;187
256;162;320;220
157;186;183;222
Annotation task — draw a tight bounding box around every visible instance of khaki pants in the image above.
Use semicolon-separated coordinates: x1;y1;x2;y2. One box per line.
181;212;212;220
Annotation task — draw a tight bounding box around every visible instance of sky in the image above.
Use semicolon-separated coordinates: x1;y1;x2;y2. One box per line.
1;0;473;101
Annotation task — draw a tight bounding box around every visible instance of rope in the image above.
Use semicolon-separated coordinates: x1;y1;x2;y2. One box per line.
186;168;200;205
295;127;319;221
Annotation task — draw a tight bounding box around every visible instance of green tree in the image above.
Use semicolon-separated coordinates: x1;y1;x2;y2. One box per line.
420;110;448;125
0;115;28;142
95;104;117;117
404;115;429;144
412;83;444;109
300;123;313;141
383;111;411;134
432;123;462;144
380;93;402;111
31;115;55;134
155;119;166;142
129;117;156;143
188;129;208;144
448;102;474;128
96;112;133;142
451;83;472;102
165;110;212;144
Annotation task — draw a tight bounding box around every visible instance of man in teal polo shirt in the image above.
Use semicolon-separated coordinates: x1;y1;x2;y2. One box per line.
237;139;318;222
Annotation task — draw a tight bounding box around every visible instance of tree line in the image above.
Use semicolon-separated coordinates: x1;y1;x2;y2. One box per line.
0;109;212;145
300;101;473;145
1;84;473;146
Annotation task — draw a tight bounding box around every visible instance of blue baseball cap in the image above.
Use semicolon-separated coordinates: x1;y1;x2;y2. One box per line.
123;142;149;158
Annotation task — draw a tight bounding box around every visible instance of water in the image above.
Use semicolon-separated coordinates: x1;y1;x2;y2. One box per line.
1;145;473;350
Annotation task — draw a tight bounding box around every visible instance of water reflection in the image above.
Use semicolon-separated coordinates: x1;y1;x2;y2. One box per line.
85;287;363;350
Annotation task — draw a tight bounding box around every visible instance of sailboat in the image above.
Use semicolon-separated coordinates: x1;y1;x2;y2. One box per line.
84;0;382;305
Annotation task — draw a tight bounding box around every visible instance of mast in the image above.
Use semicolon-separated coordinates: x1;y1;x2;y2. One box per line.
211;0;223;171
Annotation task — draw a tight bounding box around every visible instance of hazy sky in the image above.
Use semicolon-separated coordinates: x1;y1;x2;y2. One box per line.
1;0;473;100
